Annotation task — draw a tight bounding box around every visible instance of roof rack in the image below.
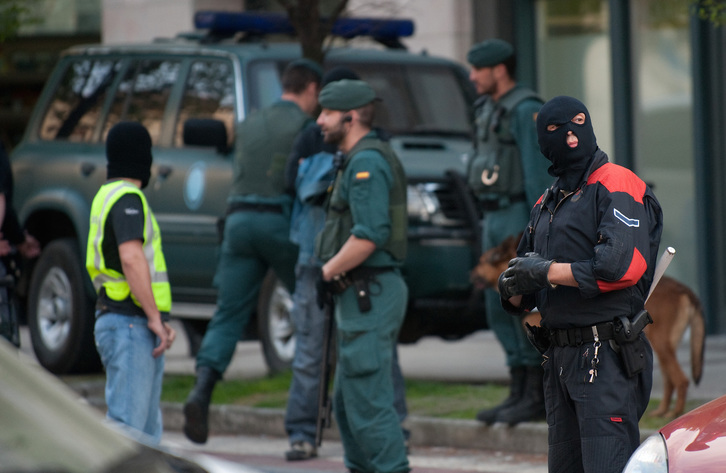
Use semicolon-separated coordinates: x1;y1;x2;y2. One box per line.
193;10;414;48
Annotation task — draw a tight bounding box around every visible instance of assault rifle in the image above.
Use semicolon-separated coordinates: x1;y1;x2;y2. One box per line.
315;293;336;446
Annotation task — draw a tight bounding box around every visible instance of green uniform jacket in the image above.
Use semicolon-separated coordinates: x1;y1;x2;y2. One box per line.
316;132;407;266
230;100;312;203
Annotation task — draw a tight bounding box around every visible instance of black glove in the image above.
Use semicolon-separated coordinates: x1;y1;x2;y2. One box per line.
316;271;334;309
499;252;554;297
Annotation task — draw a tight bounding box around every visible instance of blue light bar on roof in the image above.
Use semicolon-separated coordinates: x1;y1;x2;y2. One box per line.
194;11;414;40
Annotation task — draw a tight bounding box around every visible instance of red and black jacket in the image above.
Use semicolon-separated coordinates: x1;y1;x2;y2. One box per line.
519;150;663;329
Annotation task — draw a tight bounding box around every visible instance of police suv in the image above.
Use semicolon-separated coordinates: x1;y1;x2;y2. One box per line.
11;11;485;374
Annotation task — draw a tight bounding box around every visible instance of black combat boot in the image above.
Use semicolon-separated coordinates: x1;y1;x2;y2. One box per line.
495;365;546;426
475;366;526;424
183;366;221;444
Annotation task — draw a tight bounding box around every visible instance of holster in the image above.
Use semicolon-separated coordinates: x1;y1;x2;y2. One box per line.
524;322;551;355
611;309;653;378
330;266;392;313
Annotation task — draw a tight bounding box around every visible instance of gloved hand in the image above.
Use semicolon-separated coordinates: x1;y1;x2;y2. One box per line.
316;271;334;309
499;252;554;298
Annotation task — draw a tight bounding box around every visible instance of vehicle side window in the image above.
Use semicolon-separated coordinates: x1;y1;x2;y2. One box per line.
103;59;180;144
175;60;236;148
247;60;283;113
39;58;121;142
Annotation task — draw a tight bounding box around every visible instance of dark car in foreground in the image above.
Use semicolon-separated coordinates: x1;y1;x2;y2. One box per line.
0;336;261;473
623;394;726;473
11;11;485;375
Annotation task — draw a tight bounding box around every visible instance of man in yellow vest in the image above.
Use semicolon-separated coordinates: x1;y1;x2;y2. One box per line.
86;121;176;444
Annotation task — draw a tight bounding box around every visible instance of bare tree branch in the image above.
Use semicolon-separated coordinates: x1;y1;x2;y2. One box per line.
276;0;349;63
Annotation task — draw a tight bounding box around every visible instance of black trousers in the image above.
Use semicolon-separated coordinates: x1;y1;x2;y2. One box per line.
543;333;653;473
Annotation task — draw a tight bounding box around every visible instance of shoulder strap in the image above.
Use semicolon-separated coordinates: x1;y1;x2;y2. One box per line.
498;86;542;113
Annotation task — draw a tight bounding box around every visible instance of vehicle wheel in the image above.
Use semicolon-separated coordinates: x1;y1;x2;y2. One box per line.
257;271;295;374
27;238;101;374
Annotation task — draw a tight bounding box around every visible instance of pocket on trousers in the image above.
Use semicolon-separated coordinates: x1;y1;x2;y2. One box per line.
339;329;379;377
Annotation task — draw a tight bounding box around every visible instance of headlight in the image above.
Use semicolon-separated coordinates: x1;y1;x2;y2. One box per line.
622;433;668;473
407;183;441;222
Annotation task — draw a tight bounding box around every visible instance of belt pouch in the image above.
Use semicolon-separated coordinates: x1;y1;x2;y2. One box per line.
353;277;372;313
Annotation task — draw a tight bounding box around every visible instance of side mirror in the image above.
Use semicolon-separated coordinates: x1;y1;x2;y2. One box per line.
183;118;230;154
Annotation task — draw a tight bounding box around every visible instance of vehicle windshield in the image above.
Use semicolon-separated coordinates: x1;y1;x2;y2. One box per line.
247;60;473;137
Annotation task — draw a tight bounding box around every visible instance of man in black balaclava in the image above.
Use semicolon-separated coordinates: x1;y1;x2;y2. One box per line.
106;121;153;188
536;96;597;192
86;121;176;444
498;96;663;473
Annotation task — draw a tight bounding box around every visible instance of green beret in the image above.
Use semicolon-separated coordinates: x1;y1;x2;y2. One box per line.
467;39;514;68
285;58;323;80
319;79;377;111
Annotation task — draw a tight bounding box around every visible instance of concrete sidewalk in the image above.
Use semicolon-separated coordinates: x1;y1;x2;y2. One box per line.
56;324;726;456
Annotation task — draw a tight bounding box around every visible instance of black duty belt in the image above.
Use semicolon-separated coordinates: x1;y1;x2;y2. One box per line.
226;202;283;215
479;193;526;211
549;322;615;347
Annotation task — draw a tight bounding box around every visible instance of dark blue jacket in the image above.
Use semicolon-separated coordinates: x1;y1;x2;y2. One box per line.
519;150;663;329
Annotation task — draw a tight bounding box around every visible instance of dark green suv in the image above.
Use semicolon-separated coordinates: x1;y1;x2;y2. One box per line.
11;12;485;374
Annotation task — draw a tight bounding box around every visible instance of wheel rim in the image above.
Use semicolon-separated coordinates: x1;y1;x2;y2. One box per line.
35;267;73;351
268;282;295;363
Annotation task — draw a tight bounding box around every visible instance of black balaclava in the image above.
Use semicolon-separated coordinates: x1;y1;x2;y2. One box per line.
106;121;153;189
536;96;598;191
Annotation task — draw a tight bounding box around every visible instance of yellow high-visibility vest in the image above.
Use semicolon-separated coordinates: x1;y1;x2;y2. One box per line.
86;180;171;313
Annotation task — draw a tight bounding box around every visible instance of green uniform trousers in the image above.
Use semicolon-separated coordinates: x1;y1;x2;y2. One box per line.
333;270;410;473
196;210;298;374
482;201;542;368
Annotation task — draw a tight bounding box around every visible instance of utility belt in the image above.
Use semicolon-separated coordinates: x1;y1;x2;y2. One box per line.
329;266;394;313
525;309;653;378
479;192;526;211
226;201;284;215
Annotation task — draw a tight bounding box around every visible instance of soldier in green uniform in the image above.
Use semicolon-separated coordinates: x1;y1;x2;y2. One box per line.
183;59;322;445
466;39;553;425
315;79;409;473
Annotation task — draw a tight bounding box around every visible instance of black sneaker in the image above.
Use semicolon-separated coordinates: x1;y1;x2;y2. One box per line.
285;441;318;461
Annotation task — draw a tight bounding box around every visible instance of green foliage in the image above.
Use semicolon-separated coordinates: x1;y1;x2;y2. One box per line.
0;0;41;42
695;0;726;25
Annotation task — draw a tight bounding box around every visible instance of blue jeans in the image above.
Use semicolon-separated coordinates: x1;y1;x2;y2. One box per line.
284;265;409;446
94;312;165;444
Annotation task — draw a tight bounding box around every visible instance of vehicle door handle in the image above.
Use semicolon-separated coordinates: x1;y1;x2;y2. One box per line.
157;165;173;179
80;162;96;177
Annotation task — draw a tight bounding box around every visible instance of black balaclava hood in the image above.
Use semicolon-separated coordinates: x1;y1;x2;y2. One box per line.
536;96;598;191
106;121;153;189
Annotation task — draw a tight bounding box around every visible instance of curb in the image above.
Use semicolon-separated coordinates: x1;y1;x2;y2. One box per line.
159;403;551;455
76;380;654;456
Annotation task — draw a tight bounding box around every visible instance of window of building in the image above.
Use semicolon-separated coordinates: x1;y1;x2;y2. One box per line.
535;0;614;159
632;1;695;286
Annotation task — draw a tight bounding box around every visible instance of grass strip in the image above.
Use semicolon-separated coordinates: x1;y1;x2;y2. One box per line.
161;372;703;431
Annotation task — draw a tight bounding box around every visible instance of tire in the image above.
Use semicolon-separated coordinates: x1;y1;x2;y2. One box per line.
257;271;295;374
27;238;101;374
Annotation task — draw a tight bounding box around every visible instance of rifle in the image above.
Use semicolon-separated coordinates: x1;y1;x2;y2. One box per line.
315;295;336;446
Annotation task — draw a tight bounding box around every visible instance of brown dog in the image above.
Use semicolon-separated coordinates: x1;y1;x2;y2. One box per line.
471;235;706;418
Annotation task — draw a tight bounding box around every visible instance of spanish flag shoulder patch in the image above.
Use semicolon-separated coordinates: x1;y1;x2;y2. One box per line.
355;171;371;180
